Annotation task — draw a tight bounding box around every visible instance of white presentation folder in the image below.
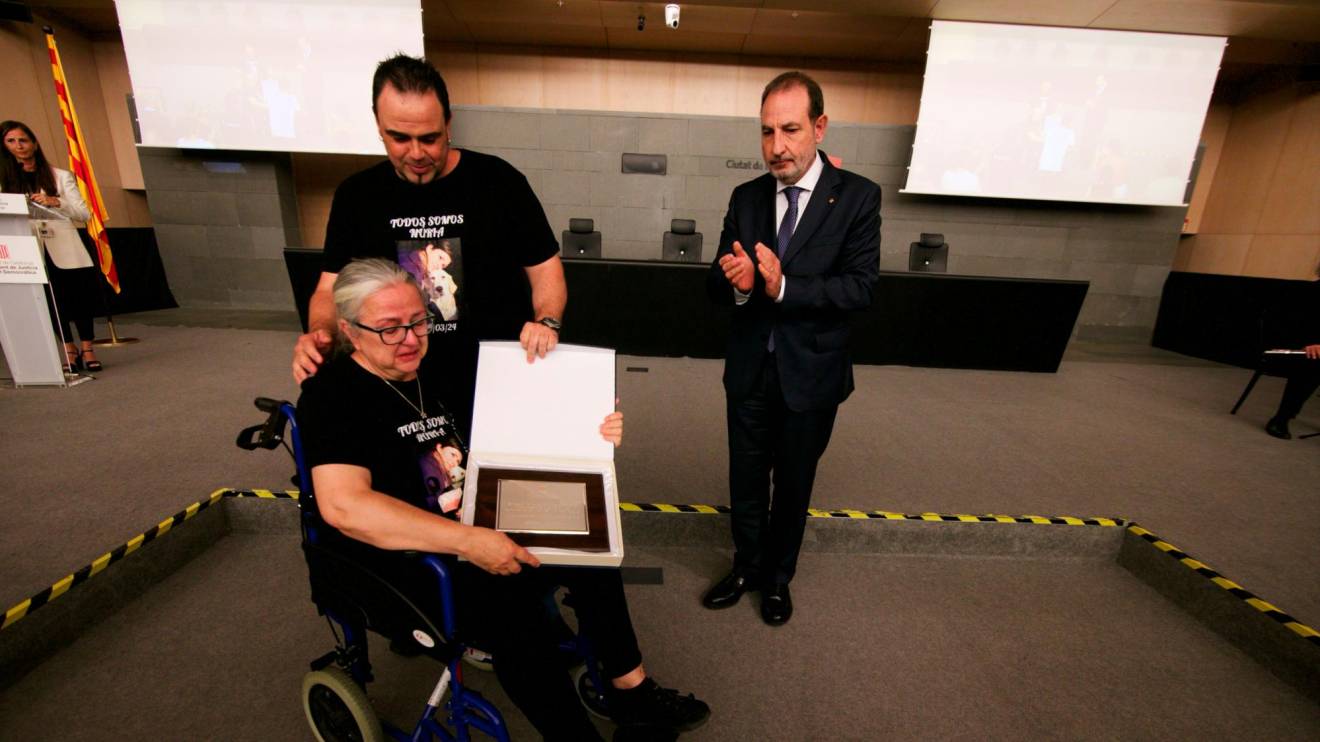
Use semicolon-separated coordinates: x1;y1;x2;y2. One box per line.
460;341;624;567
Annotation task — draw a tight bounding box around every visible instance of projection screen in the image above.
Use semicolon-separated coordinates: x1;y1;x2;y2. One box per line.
115;0;424;155
903;21;1225;207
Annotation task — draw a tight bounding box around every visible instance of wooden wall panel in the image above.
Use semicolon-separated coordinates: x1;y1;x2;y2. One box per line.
1258;89;1320;236
1178;79;1318;279
810;68;871;124
671;56;741;117
92;40;144;191
543;52;609;111
428;43;481;108
864;67;922;124
1171;239;1193;272
1178;234;1251;275
1242;235;1320;280
1;25;58;156
476;47;545;107
1198;85;1294;235
736;61;791;116
606;51;677;113
1182;101;1232;235
291;153;378;249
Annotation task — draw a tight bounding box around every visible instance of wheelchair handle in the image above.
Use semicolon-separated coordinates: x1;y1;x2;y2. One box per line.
235;397;294;451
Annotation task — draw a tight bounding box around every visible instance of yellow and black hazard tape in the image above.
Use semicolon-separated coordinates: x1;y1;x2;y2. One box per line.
1128;524;1320;648
222;492;1124;526
1;488;229;633
622;502;1124;526
224;493;1125;526
224;488;299;499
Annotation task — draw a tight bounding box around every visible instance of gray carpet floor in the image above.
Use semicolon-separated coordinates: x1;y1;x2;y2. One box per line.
2;310;1319;738
2;314;1318;625
3;533;1317;741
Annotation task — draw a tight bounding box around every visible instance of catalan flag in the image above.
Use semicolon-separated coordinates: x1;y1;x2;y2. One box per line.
44;27;120;294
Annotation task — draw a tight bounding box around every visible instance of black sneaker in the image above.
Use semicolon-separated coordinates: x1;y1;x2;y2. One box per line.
610;677;710;732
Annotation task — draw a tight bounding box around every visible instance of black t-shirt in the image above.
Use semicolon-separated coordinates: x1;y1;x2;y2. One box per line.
322;151;558;432
298;355;468;519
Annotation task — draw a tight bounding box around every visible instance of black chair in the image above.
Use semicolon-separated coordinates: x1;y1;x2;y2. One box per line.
662;219;703;263
1229;303;1320;437
908;233;948;272
562;218;601;259
1231;300;1300;416
1230;354;1298;415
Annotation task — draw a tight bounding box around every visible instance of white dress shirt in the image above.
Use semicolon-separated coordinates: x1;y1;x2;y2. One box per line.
736;150;825;305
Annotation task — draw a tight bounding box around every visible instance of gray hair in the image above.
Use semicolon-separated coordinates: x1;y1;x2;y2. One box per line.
333;258;422;324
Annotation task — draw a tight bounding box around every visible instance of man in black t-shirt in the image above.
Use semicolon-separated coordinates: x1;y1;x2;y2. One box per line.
292;54;566;435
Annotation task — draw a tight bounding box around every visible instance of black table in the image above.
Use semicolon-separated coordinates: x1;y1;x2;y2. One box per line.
281;250;1088;373
560;258;1087;373
1153;271;1319;368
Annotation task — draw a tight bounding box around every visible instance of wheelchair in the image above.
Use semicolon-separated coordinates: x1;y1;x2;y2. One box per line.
237;397;612;742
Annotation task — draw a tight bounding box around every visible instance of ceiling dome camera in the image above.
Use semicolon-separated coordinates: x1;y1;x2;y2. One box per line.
665;3;680;30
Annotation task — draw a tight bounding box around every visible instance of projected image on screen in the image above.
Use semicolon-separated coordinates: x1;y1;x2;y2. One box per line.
903;22;1225;207
115;0;423;155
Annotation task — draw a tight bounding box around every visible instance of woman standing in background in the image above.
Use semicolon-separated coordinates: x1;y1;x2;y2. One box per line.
1;120;104;372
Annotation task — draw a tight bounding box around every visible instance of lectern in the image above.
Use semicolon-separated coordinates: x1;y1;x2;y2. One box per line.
0;194;66;386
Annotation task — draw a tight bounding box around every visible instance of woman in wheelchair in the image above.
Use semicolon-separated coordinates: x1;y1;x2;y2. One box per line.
296;258;709;740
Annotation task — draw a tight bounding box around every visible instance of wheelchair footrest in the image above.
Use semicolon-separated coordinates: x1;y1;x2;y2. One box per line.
309;650;338;672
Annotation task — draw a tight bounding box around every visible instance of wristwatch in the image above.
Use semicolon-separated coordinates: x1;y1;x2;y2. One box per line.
537;317;562;333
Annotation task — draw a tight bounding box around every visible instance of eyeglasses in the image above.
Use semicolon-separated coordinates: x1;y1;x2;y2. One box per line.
352;316;434;345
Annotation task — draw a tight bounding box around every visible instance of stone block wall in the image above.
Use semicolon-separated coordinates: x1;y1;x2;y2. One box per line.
138;148;301;310
454;106;1183;342
138;106;1184;340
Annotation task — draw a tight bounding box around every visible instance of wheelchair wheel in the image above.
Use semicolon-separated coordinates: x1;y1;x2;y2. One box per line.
302;667;385;742
572;664;611;720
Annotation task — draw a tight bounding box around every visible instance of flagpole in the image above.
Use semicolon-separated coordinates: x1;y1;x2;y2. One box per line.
86;238;137;346
92;318;139;346
46;27;138;348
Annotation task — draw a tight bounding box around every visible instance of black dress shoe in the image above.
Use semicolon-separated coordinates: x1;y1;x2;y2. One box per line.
1265;417;1292;440
761;583;792;626
702;571;751;609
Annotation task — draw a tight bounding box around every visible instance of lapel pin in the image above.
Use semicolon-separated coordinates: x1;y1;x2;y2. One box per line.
828;197;836;204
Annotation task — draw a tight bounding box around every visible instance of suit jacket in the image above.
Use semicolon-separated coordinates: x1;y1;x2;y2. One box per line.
36;167;94;269
706;152;881;411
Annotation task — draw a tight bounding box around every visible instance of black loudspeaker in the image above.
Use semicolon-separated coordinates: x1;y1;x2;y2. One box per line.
0;1;33;22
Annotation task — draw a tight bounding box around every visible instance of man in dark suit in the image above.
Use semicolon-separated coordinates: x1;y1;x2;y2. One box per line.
702;71;881;626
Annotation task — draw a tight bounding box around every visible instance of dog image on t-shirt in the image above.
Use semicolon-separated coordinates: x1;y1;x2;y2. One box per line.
398;239;463;322
420;433;467;516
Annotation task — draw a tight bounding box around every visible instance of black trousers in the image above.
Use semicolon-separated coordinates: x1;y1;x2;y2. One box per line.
726;353;838;586
43;255;98;343
1274;363;1320;420
453;563;642;741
